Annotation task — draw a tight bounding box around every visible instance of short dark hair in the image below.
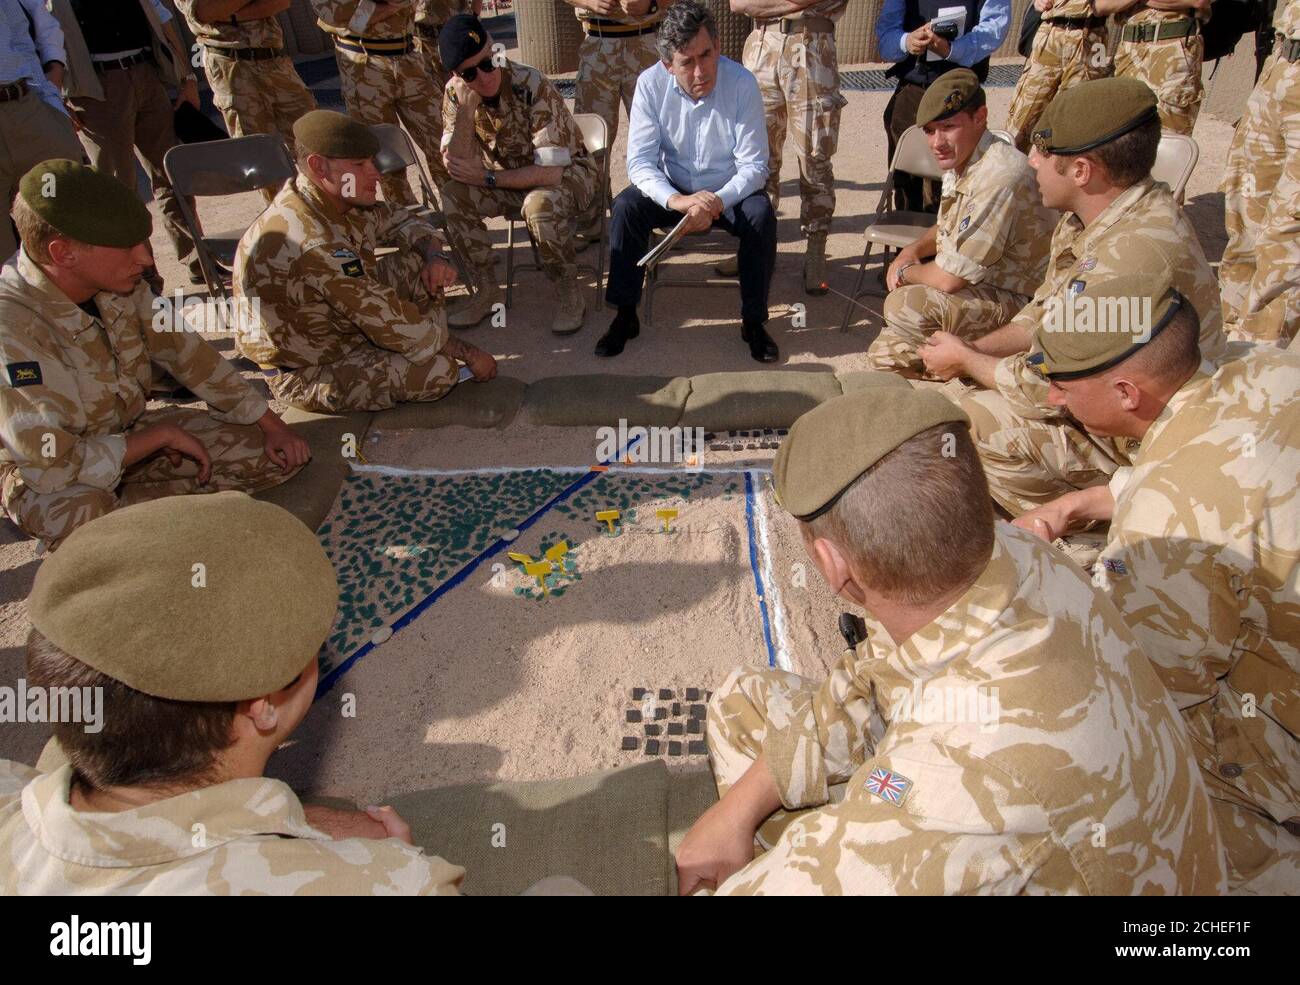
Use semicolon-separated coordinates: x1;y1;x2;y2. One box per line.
1114;297;1202;384
26;628;238;791
657;0;717;62
1053;115;1161;188
804;423;996;604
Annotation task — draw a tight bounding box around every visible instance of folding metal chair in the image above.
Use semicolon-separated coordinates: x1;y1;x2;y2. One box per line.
503;113;610;308
641;223;741;328
163;134;295;301
1151;133;1199;201
838;125;944;332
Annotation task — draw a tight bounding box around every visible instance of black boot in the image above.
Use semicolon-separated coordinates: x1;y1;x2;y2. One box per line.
595;306;640;357
741;320;779;363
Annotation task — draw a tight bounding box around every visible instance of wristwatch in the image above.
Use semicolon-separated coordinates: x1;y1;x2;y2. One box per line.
484;170;497;189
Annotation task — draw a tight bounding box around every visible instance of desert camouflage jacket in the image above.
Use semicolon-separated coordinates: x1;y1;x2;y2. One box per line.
233;175;447;370
0;761;465;895
442;60;595;174
417;0;473;26
718;525;1227;895
935;132;1054;297
314;0;415;36
174;0;284;48
1100;343;1300;829
0;251;266;498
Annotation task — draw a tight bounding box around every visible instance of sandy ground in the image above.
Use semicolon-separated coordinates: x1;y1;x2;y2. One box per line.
0;61;1241;784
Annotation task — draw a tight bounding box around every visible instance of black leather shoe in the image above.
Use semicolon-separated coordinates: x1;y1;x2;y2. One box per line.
595;312;640;357
741;321;779;363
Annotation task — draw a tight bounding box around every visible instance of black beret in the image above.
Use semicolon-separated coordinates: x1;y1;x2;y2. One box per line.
439;14;490;74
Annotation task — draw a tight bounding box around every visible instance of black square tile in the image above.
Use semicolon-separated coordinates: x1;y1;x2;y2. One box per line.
685;688;701;701
625;709;642;723
671;702;681;716
668;742;682;756
687;741;707;756
631;687;647;700
687;719;702;734
645;724;661;736
689;704;706;719
654;708;667;720
620;736;638;751
658;688;673;701
667;722;684;736
644;739;660;755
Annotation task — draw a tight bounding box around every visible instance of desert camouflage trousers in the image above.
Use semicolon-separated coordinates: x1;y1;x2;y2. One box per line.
0;408;298;548
708;666;870;852
415;35;454;188
1004;21;1112;153
575;33;660;151
271;251;457;413
202;50;317;203
1113;34;1203;136
744;28;847;237
334;44;445;206
440;164;598;286
1219;52;1300;346
954;383;1131;516
870;283;1029;377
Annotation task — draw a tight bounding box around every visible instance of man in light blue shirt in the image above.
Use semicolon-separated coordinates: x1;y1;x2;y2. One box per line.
877;0;1010;211
0;0;83;260
599;0;778;362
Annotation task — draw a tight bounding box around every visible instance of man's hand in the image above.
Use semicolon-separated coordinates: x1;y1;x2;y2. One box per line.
927;32;952;58
443;151;489;186
906;26;931;55
175;76;201;111
303;804;391;840
445;336;498;381
158;425;212;483
581;0;619;13
364;804;415;844
256;410;311;472
1013;500;1074;542
669;190;724;218
676;797;761;895
886;247;920;292
919;330;973;381
1034;0;1056;11
621;0;655;15
420;255;460;294
43;61;65;90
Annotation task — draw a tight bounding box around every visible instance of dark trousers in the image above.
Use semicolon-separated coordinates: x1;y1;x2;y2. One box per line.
606;185;777;325
884;80;940;214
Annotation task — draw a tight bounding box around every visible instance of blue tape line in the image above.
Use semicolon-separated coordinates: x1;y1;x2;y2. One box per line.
744;470;778;670
316;436;644;699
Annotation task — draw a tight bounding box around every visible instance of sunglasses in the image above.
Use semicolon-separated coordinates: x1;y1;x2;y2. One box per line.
455;56;497;83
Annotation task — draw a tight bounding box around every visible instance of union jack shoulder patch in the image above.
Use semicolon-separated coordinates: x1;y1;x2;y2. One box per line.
865;767;912;806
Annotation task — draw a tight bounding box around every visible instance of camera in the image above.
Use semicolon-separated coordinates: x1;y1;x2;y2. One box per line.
932;20;960;41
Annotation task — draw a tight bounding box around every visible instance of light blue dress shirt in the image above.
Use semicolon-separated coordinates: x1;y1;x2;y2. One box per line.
0;0;68;113
876;0;1011;67
626;56;769;216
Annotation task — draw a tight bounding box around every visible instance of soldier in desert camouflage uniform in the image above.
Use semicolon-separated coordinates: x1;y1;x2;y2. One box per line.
1003;0;1111;153
715;1;846;293
174;0;317;199
675;385;1226;895
1100;0;1207;135
437;15;598;335
0;161;307;548
1218;0;1300;346
870;71;1054;377
234;110;496;413
413;0;480;187
1013;271;1300;894
312;0;444;208
567;1;668;147
916;78;1223;519
0;492;468;896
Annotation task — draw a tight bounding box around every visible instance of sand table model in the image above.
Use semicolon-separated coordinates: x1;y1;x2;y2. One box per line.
270;424;848;805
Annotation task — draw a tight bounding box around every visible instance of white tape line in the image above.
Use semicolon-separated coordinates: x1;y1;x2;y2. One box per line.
349;462;772;478
751;473;793;673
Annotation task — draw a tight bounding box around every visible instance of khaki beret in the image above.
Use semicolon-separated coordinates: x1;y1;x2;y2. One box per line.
916;68;985;128
17;160;151;248
1031;77;1158;155
292;109;380;160
1030;264;1185;380
28;493;340;702
774;379;969;521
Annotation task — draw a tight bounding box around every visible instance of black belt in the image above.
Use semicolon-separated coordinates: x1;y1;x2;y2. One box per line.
1121;18;1198;43
1046;15;1107;30
583;21;661;38
91;48;153;72
1281;37;1300;62
0;79;28;102
332;33;415;56
204;44;285;62
757;15;837;35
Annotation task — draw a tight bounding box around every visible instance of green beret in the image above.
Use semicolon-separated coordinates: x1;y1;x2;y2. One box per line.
17;160;151;248
1031;77;1158;155
774;380;969;521
916;68;985;128
1029;266;1185;380
28;492;340;702
292;109;380;160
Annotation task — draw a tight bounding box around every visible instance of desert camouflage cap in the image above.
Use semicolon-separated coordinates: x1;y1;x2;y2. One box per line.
1031;77;1158;155
1030;264;1186;380
293;109;380;160
28;492;340;702
17;160;151;248
916;68;985;127
774;377;967;521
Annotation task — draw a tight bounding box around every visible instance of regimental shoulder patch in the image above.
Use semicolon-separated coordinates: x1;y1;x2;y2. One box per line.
341;259;364;278
959;215;971;232
6;361;42;388
865;767;912;806
1101;556;1128;576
